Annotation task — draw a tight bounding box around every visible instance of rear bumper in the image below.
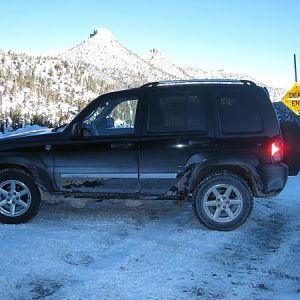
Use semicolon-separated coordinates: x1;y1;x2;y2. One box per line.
254;163;288;197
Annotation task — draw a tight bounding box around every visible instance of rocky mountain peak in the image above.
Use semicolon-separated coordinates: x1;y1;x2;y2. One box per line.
146;49;165;60
89;27;115;40
149;48;160;54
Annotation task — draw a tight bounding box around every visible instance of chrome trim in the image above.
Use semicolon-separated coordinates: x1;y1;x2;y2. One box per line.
140;173;177;179
60;173;177;179
61;174;138;179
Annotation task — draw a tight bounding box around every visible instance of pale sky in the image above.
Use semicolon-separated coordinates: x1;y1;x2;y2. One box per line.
0;0;299;89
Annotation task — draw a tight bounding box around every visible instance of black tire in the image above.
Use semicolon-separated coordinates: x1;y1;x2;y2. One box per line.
192;173;253;231
0;169;41;224
280;121;300;176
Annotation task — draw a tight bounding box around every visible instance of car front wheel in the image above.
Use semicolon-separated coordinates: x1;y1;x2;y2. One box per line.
0;169;41;224
192;173;253;230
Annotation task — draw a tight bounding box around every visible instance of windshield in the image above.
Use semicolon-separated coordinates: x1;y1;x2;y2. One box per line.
82;101;109;127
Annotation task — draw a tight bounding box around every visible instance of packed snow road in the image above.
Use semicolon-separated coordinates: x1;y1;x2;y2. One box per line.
0;176;299;300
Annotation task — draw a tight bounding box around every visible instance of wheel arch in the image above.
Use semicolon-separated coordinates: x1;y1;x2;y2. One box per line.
0;155;54;192
188;164;259;197
0;163;34;177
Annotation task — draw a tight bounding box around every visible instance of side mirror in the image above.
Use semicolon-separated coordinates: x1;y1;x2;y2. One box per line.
106;117;115;129
71;123;82;137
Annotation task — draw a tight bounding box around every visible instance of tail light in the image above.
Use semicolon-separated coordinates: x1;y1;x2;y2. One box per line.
271;136;283;162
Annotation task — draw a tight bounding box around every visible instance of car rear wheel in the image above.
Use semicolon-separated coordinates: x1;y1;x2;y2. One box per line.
192;173;253;230
0;169;41;224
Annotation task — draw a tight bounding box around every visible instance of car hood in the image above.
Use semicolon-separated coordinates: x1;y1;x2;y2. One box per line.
0;128;53;140
0;128;62;151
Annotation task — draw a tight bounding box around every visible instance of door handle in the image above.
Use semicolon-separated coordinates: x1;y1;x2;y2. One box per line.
110;143;133;150
188;139;210;146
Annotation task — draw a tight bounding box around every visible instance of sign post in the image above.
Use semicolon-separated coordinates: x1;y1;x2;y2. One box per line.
294;54;298;83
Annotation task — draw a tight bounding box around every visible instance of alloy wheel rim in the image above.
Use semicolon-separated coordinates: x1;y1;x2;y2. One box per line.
203;184;243;223
0;180;32;217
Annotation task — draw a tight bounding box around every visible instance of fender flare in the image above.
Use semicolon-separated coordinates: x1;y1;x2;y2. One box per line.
0;153;54;191
185;153;264;197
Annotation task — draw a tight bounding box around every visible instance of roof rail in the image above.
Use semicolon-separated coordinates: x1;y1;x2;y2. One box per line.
140;79;256;88
141;81;160;88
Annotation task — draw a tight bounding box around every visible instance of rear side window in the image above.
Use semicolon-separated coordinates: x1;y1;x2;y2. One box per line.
218;91;263;134
148;94;207;133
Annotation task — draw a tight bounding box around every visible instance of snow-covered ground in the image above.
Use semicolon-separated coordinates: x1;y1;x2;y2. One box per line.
0;176;299;299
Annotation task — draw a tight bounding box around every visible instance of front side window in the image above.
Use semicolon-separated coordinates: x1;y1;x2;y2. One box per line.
148;93;207;134
82;97;138;136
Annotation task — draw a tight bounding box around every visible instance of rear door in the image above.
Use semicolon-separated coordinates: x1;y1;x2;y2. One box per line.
139;88;216;196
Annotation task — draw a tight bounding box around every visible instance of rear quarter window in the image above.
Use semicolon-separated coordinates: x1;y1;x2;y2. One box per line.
217;91;263;134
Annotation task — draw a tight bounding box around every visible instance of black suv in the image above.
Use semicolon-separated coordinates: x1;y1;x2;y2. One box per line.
0;79;297;230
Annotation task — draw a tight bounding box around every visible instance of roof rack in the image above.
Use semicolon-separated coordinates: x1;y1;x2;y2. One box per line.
141;79;256;88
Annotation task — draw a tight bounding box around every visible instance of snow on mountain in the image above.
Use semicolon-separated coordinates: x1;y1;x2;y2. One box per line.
142;49;195;79
209;69;287;101
58;28;285;100
0;50;111;127
58;28;177;85
180;67;286;101
0;27;291;128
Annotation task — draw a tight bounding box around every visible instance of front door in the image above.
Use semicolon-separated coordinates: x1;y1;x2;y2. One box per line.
53;93;140;194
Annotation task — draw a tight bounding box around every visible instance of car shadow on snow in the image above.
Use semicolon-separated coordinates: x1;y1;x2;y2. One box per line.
36;199;201;230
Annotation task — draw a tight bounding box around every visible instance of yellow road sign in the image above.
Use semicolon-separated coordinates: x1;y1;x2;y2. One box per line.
282;83;300;115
